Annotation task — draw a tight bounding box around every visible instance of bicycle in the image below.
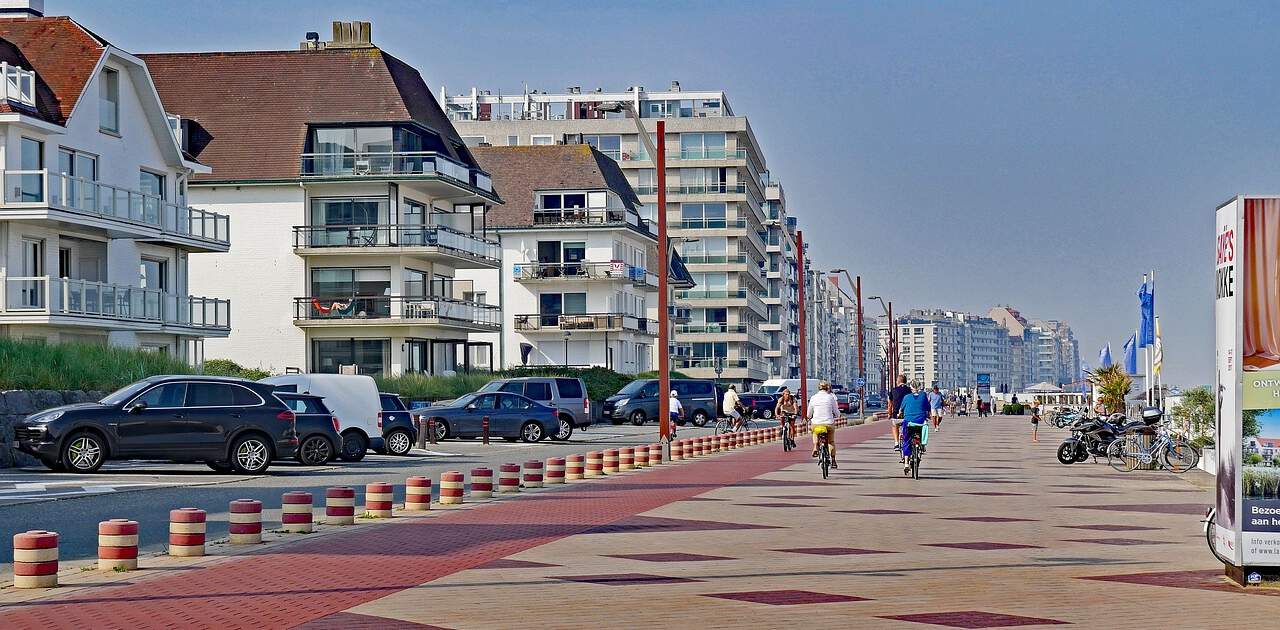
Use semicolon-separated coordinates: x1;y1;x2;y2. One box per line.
780;413;797;452
1106;424;1201;473
816;430;832;479
715;415;756;434
903;423;925;479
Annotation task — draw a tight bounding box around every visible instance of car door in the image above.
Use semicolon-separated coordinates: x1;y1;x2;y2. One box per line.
457;394;497;436
115;382;188;455
188;382;261;457
496;393;528;434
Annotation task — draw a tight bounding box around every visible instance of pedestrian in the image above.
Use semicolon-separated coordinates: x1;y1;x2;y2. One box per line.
927;386;945;432
1030;404;1040;443
669;390;683;439
887;374;911;451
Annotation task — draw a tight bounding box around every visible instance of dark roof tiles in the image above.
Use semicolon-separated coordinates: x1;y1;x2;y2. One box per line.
471;144;640;228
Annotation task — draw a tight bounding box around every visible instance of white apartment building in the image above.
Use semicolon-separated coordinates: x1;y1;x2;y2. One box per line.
0;7;231;359
862;316;883;395
462;145;659;373
143;22;501;375
444;83;771;388
762;192;800;379
895;309;1009;391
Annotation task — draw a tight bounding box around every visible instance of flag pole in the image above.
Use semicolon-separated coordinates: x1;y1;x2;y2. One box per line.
1142;273;1151;406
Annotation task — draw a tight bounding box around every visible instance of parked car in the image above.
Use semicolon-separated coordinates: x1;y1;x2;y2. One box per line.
260;374;382;462
738;393;779;419
375;393;417;456
277;392;341;466
416;392;558;442
479;377;591;441
11;375;297;474
603;379;718;427
836;393;852;414
866;393;883;408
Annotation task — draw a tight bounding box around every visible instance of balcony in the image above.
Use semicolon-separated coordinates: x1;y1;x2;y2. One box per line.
676;288;768;317
675;322;769;347
634;183;749;196
0;276;229;334
298;151;496;198
0;171;231;251
513;313;657;335
292;224;500;267
532;208;652;234
513;261;658;289
619;148;747;163
1;63;35;108
293;295;499;331
671;357;770;377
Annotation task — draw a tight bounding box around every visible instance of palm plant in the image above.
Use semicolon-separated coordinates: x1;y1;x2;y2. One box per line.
1087;364;1132;414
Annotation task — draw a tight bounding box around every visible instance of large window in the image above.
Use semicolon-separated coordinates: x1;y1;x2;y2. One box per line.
584;134;621;158
680;133;726;159
314;339;388;375
139;170;165;224
539;292;587;327
680;202;727;227
140;258;167;291
311;197;387;226
99;68;119;133
18;137;42;202
312;127;394;156
311;268;391;318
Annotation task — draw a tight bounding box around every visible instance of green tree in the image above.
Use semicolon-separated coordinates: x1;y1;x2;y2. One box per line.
1170;386;1215;445
1087;365;1132;414
1244;409;1261;438
1247;452;1265;466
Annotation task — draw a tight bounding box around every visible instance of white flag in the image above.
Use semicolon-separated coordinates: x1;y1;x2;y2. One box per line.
1152;316;1163;375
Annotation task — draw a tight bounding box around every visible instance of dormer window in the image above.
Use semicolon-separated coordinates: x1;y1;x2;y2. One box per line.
99;68;120;133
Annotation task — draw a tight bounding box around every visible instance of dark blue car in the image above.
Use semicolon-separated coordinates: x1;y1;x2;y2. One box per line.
416;392;558;442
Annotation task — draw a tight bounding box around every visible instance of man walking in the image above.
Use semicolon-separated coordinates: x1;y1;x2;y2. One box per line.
928;385;945;432
887;374;911;451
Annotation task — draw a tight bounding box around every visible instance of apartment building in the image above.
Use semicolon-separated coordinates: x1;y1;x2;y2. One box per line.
143;22;501;375
987;305;1034;392
762;184;800;379
894;309;1009;391
1031;319;1080;386
461;144;659;373
862;316;883;395
444;84;771;388
0;6;231;360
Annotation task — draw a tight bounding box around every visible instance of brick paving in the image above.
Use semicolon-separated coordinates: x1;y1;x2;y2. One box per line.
3;415;1280;628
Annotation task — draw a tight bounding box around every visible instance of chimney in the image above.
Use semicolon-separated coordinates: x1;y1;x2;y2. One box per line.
325;20;375;49
670;80;681;92
0;0;43;17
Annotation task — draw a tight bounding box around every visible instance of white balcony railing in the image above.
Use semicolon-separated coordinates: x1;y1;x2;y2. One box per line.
0;170;230;246
1;62;35;108
292;224;500;262
0;276;230;330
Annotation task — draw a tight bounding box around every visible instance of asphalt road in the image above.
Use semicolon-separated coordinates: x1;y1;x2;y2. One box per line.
0;421;765;569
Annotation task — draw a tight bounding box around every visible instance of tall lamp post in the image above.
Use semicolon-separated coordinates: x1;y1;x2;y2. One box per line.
597;101;671;452
869;295;894;390
830;268;863;419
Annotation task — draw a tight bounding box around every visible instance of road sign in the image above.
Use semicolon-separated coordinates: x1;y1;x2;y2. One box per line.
855;377;866;388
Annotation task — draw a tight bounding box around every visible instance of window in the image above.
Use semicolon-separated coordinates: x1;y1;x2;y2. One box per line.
58;248;70;279
680;203;727;227
282;396;325;414
499;394;528;410
539;292;587;326
139;170;165;224
507;135;519;146
140;258;167;291
584;134;621;158
313;339;389;375
186;383;240;407
471;394;498;410
58;148;98;183
555;378;584;398
18;137;42;201
99;68;119;133
311;197;387;227
461;135;486;147
679;133;726;159
531;134;553;146
134;383;186;408
524;381;552;401
311;268;392;318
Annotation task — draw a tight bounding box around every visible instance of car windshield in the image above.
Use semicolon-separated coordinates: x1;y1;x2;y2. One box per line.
100;381;152;405
478;381;505;393
452;393;479;408
617;381;650;396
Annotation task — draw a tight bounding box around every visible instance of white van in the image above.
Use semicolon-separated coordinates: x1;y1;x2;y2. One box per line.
757;378;821;395
261;374;383;461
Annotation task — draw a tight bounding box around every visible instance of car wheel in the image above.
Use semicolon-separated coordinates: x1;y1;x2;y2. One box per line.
207;460;234;473
552;416;574;441
61;431;106;473
229;434;272;474
691;410;710;427
339;431;368;462
298;435;334;466
761;409;774;419
385;429;413;456
38;455;65;472
629;410;647;426
433;419;451;441
521;421;545;443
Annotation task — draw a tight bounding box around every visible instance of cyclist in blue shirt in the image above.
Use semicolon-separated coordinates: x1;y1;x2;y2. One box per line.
899;382;931;474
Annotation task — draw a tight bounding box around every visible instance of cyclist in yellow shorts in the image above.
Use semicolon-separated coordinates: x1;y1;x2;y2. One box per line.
807;382;839;468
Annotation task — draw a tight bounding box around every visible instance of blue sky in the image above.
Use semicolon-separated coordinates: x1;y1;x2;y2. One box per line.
58;0;1280;385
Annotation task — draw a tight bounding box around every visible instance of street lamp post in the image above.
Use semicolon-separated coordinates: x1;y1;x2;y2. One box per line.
830;268;864;419
563;330;571;368
597;101;671;453
869;295;894;390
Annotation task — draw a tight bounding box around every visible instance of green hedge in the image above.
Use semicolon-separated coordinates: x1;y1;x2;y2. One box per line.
376;367;688;402
1001;403;1025;415
0;338;195;391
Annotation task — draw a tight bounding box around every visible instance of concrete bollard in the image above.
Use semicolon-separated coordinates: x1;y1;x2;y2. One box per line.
586;451;603;477
325;487;356;525
546;457;566;484
633;444;648;468
405;476;432;511
672;439;684;460
565;454;584;480
498;463;521;493
281;492;314;533
522;460;544;488
649;443;663;466
169;508;207;556
229;499;263;543
364;482;394;518
619;447;635;471
13;530;58;588
440;471;465;504
469;468;493;499
603;449;619;474
98;519;139;572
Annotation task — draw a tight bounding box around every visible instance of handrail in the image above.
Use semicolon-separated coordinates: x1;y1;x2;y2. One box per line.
0;276;229;329
292;224;500;262
619;148;748;162
0;62;35;108
513;312;657;334
298;150;493;193
512;261;654;284
293;295;500;328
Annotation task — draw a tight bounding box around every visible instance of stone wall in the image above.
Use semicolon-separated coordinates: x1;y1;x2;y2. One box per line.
1;390;106;468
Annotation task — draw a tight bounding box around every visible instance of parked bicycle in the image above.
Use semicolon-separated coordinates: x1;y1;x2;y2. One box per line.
1106;420;1200;473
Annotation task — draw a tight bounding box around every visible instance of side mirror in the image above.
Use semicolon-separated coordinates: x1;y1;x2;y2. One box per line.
127;402;147;414
465;403;477;411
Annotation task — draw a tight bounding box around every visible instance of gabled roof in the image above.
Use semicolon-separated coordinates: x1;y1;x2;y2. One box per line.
140;48;479;183
471;144;642;228
0;16;108;124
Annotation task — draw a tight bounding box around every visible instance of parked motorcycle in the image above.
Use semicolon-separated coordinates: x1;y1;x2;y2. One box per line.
1056;413;1152;465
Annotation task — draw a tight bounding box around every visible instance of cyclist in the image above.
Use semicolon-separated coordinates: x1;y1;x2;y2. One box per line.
887;374;911;451
808;381;839;468
669;389;683;439
899;380;931;473
723;384;744;431
775;387;799;446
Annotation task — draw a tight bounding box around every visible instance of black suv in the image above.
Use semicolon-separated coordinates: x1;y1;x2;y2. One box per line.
277;392;341;466
11;375;297;474
376;393;417;456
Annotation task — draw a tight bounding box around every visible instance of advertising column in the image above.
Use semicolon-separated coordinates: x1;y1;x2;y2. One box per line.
1215;196;1242;567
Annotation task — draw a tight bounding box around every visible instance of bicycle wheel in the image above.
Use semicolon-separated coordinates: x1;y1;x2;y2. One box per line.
782;426;792;451
819;444;830;479
1107;436;1140;473
715;419;730;434
1163;440;1200;473
910;450;921;479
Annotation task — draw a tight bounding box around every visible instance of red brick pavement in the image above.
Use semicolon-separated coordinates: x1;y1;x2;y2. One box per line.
0;421;886;630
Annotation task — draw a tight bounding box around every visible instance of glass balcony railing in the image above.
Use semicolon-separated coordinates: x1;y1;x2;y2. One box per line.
1;63;35;108
671;357;768;373
299;151;494;193
0;170;231;246
633;183;748;196
532;207;649;233
294;295;499;329
620;148;747;162
1;276;230;330
676;218;748;230
292;224;500;262
513;312;656;335
513;261;657;287
678;254;751;265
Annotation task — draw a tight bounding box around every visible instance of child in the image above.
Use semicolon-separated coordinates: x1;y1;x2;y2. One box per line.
1030;405;1040;443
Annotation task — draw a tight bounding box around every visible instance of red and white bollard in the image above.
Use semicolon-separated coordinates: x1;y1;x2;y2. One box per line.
230;499;263;543
602;449;619;474
648;443;663;466
440;471;465;504
405;476;431;511
671;440;684;460
619;447;635;471
325;487;356;525
97;519;139;571
469;468;492;499
633;444;649;469
281;491;314;533
169;508;206;557
365;482;394;518
522;460;544;488
586;451;604;477
545;457;566;484
498;464;521;493
565;454;585;480
13;530;58;588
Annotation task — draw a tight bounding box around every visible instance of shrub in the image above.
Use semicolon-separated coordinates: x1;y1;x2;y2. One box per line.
0;338;194;391
201;358;272;381
375;367;691;403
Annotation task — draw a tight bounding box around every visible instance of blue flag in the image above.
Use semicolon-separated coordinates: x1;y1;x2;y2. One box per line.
1138;280;1154;347
1099;344;1113;368
1123;333;1138;375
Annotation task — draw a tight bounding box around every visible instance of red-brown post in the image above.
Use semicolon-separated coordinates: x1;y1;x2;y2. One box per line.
796;230;808;409
657;119;671;443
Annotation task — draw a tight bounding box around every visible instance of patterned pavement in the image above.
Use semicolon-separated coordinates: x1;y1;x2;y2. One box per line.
2;415;1278;629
